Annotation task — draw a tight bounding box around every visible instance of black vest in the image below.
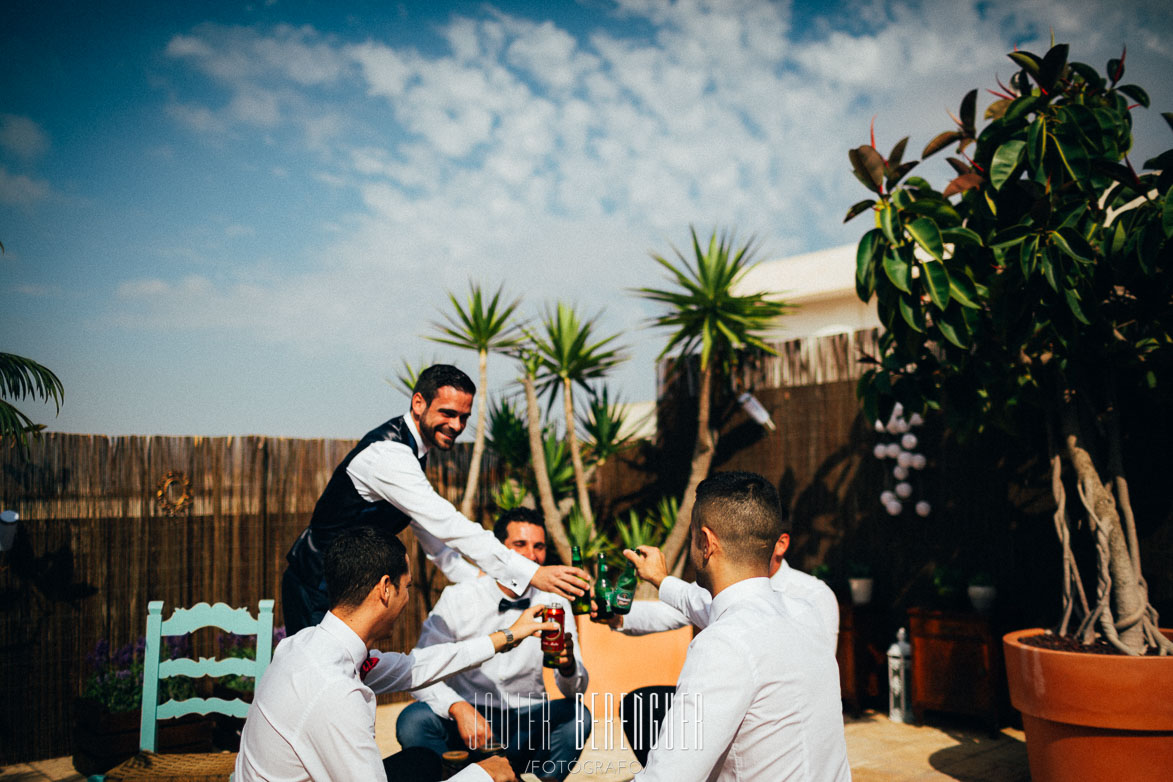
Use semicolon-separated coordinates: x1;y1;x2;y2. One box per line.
285;416;426;584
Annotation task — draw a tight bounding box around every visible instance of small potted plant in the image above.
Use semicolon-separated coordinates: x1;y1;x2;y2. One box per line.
73;636;211;776
847;562;874;606
967;572;997;614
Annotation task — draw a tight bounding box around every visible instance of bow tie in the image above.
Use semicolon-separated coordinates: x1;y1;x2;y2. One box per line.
359;654;378;681
498;597;530;613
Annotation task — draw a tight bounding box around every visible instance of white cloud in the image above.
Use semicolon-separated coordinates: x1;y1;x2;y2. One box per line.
0;166;50;206
0;115;50;160
126;0;1173;393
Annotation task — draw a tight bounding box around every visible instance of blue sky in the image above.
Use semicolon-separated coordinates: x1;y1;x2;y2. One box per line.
4;0;1172;438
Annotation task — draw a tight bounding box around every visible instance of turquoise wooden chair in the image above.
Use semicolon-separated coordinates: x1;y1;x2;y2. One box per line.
96;599;274;781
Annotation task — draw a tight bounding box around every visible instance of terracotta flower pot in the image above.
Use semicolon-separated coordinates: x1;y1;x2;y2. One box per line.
1003;628;1173;782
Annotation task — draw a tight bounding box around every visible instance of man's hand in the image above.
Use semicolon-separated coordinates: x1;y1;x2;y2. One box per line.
475;755;517;781
624;546;667;587
449;701;494;750
530;565;591;599
505;604;558;645
555;635;578;676
589;598;623;630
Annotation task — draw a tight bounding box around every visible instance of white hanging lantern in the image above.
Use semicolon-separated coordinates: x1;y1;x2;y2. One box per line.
873;443;888;459
893;465;909;480
885;500;903;516
895;481;913;499
915;500;932;517
909;413;924;427
901;433;918;450
897;450;914;468
874;419;886;433
880;490;896;505
911;453;927;470
885;443;902;459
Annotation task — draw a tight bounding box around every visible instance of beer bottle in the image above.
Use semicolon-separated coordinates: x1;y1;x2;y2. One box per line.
612;565;637;615
593;553;614;622
570;546;592;615
541;604;566;668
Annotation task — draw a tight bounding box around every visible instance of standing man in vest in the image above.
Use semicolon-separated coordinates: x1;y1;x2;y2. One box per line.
282;364;590;634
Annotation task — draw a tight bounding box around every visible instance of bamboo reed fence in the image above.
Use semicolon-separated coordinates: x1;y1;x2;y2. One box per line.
0;432;500;765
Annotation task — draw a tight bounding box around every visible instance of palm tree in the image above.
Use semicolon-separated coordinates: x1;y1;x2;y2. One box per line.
427;284;522;519
1;353;64;452
530;303;626;534
636;227;791;573
513;343;574;563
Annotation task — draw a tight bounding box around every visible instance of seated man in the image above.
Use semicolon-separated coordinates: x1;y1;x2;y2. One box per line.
397;508;591;781
634;471;849;781
237;525;554;782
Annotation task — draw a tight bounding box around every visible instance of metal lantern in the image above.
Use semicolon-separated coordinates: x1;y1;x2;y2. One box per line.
0;510;17;552
887;627;913;723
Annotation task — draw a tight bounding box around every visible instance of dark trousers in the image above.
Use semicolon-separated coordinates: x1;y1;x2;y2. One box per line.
281;566;330;635
620;685;677;767
383;746;441;781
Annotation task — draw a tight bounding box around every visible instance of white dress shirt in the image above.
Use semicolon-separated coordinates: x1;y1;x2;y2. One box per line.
635;578;850;782
346;414;538;595
624;561;840;648
236;611;495;782
411;575;589;716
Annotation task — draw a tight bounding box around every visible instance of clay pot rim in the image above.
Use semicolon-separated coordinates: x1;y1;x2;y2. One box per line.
1004;627;1173;660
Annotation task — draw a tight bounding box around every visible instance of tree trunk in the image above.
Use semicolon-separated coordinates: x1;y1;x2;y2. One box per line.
523;373;572;564
659;362;715;577
459;349;489;519
563;376;595;532
1062;409;1147;653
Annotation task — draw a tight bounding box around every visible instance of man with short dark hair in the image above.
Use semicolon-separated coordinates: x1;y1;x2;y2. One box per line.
396;508;591;781
282;364;589;633
633;471;850;782
238;525;556;782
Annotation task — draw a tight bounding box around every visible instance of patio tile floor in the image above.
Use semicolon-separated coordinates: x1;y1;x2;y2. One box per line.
1;708;1029;781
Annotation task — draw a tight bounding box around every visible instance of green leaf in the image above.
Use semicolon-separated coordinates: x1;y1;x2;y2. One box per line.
922;259;951;310
882;249;913;294
1019;234;1040;276
856;229;883;299
934;305;969;348
990;140;1026;190
1068;61;1105;91
1163;185;1173;238
1042;247;1061;292
849;145;886;194
1004;95;1041;124
941;227;983;247
922;131;962;158
1038;44;1068;92
1064;287;1091;325
907;217;944;261
879;202;900;244
887;137;909;170
948;271;981;309
990;224;1032;249
904;199;961;225
1051;227;1096;263
898;294;924;332
844;199;876;223
1106;57;1123;84
1008;50;1042;78
960;89;978;134
1027;117;1047;170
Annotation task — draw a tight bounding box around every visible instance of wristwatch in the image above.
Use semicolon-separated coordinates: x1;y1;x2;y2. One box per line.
500;628;515;646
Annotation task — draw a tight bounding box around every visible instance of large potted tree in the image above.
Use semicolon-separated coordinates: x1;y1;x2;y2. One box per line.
846;42;1173;781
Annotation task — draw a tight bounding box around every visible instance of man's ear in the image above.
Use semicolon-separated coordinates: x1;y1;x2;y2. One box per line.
377;574;394;603
410;392;427;419
699;525;719;563
773;533;790;561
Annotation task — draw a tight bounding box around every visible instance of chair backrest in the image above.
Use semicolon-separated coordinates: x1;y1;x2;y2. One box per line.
139;599;275;753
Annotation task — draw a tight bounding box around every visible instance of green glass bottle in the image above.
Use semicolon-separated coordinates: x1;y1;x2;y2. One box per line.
592;553;613;622
570;546;591;615
611;565;637;615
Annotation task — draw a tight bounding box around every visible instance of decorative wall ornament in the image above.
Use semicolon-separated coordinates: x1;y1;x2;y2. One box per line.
871;403;930;517
155;472;192;517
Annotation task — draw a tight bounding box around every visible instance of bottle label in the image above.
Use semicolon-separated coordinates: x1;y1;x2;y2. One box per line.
614;592;633;609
